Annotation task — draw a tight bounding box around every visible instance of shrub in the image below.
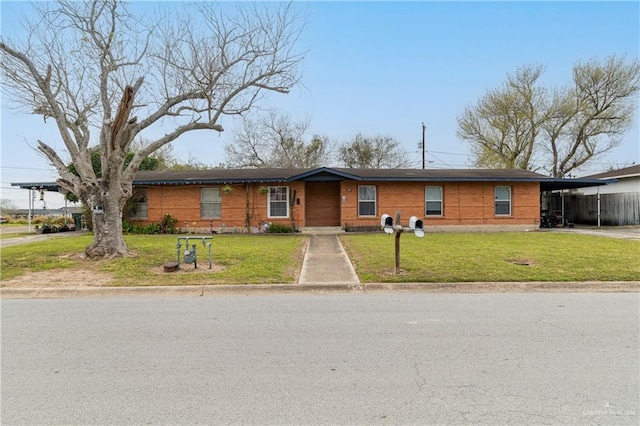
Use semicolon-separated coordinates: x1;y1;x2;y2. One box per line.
51;216;74;226
123;214;177;235
158;214;178;234
266;223;293;233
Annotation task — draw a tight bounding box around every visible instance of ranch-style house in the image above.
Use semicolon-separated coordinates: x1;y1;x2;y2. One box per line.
13;167;609;233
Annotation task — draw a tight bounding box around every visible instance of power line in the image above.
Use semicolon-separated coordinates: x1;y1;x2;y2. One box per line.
429;150;468;157
427;152;455;168
406;149;468;157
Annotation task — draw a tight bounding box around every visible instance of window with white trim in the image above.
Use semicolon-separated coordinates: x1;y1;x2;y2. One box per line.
425;186;443;216
268;186;289;218
201;188;222;218
129;189;148;220
358;185;376;216
495;186;511;216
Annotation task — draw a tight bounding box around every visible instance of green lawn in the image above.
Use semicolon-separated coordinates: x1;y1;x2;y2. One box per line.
340;232;640;282
1;234;307;285
1;232;638;286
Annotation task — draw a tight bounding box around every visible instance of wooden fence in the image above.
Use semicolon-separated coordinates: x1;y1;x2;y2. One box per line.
544;192;640;226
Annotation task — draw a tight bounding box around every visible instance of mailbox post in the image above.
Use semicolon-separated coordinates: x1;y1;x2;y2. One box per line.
380;210;424;274
393;210;403;274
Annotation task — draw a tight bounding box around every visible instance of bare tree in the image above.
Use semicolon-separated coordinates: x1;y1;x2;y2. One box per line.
337;134;409;168
1;1;304;257
545;56;640;177
458;56;640;177
457;65;548;170
1;199;18;216
225;112;331;168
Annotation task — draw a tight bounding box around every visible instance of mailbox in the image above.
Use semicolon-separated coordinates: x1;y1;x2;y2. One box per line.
380;214;394;234
409;216;424;238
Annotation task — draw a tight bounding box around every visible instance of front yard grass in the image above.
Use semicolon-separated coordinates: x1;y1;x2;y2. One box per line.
1;232;638;286
1;234;307;285
340;232;640;282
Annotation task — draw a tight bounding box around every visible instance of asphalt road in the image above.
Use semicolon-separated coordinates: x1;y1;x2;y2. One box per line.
2;293;639;425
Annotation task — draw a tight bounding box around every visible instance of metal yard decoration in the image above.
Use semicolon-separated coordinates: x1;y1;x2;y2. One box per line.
176;237;214;269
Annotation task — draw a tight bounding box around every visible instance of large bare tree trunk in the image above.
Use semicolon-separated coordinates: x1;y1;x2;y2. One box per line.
82;160;132;258
86;194;129;258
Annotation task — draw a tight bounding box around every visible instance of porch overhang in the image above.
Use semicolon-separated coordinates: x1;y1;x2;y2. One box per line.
11;182;61;192
539;178;615;192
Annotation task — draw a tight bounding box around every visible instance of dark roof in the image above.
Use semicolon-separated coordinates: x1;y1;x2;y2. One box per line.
330;168;546;181
133;167;551;185
133;167;609;191
133;168;309;185
13;167;611;191
581;164;640;180
538;178;613;192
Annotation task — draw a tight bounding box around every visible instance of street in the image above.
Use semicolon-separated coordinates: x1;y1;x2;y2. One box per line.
2;293;639;425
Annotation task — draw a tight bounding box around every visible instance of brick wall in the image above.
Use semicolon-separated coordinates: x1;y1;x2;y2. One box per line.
133;180;540;231
139;182;306;232
339;181;540;227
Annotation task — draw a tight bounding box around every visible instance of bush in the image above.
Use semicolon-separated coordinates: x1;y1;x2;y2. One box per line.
31;215;48;225
123;214;177;235
266;223;294;233
158;214;178;234
50;216;74;226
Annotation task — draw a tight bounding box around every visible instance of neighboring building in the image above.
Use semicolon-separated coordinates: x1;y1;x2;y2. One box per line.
13;167;607;232
10;207;83;218
552;164;640;226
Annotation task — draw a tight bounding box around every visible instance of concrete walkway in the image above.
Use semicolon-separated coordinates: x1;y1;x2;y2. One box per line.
543;225;640;240
298;234;360;285
0;231;85;248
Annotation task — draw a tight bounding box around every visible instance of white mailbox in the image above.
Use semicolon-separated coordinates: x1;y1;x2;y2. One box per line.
409;216;424;238
380;214;394;234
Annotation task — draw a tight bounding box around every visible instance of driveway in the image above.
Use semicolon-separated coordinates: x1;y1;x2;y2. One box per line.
542;225;640;240
0;226;87;248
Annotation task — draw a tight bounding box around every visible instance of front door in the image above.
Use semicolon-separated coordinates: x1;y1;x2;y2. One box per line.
305;181;341;226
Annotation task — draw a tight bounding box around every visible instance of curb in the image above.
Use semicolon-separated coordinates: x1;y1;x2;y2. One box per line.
1;281;638;299
363;281;640;293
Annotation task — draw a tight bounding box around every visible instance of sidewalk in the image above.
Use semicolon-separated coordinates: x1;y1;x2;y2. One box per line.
298;234;360;285
0;226;87;248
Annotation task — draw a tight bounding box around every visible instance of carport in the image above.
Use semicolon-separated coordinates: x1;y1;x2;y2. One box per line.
539;177;615;227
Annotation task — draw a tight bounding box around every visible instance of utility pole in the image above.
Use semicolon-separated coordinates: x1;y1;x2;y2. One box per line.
421;122;426;169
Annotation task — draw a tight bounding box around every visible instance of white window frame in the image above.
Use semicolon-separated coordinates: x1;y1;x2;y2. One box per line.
268;186;289;218
495;186;512;216
425;186;443;216
358;185;377;217
201;187;222;219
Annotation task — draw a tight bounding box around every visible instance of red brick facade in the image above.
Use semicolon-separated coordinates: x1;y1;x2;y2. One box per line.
339;181;540;227
134;179;540;231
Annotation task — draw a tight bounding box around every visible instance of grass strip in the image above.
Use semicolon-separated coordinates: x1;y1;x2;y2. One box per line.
1;234;307;285
340;232;640;282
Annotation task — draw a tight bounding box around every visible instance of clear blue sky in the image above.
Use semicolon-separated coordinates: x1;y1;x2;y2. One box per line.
2;1;639;209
